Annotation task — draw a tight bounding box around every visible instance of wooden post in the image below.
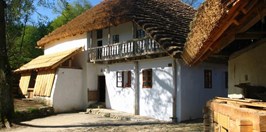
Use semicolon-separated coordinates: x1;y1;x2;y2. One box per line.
132;22;137;55
172;59;178;123
134;61;139;115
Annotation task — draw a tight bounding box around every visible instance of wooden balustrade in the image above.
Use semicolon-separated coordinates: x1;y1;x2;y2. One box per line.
89;37;164;62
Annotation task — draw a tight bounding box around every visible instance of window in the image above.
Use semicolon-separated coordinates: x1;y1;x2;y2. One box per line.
142;69;152;88
28;71;37;88
204;70;212;89
136;29;145;38
116;71;131;88
225;72;228;89
124;71;131;87
97;29;103;39
112;35;119;43
116;71;123;87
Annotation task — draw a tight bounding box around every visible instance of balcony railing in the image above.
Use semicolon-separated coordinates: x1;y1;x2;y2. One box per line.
89;37;164;62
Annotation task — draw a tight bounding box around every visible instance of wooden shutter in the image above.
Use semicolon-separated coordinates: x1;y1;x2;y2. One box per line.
19;73;31;95
33;70;55;97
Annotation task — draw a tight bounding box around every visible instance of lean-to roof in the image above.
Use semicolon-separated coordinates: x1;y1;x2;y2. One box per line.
14;47;82;72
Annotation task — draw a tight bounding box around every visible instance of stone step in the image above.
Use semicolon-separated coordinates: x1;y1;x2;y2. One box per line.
85;108;162;122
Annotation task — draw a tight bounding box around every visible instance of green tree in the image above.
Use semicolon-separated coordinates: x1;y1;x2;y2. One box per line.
0;0;13;128
0;0;92;127
50;0;91;30
8;25;44;69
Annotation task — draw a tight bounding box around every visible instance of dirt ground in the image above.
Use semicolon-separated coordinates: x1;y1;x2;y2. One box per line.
4;99;203;132
14;98;47;112
3;112;203;132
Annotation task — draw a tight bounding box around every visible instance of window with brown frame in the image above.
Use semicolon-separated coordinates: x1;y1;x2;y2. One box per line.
124;71;131;87
204;70;212;89
142;69;152;88
28;71;37;88
116;71;131;88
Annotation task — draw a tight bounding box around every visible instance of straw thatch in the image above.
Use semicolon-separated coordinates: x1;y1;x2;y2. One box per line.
14;47;82;72
182;0;265;65
182;0;227;64
37;0;195;57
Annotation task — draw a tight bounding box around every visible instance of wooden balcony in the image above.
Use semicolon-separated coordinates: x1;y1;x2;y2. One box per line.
88;37;166;63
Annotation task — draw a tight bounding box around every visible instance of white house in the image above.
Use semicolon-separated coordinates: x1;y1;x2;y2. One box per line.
15;0;227;122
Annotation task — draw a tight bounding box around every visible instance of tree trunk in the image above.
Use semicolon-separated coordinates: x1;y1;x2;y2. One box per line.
0;0;14;128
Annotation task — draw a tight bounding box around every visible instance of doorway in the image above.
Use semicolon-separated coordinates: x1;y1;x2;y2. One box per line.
98;76;106;102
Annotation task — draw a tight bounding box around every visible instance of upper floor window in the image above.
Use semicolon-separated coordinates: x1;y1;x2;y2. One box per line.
143;69;152;88
136;29;146;38
204;70;212;89
112;35;119;43
97;29;103;39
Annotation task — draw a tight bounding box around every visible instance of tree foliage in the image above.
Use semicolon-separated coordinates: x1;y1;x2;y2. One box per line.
50;0;91;30
0;0;92;127
0;0;13;128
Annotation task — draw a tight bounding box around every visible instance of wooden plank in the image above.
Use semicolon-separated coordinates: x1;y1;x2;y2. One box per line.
220;127;227;132
33;70;55;97
236;120;253;132
88;90;99;101
45;71;55;97
210;100;266;132
217;113;229;129
19;73;31;95
235;32;266;40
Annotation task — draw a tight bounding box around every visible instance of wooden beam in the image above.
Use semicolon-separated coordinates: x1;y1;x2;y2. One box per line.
192;1;264;65
235;32;266;40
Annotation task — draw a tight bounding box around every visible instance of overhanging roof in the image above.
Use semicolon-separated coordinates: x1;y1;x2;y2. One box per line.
37;0;195;58
14;47;83;73
182;0;266;65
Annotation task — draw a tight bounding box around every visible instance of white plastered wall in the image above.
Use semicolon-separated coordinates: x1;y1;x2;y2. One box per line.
180;62;227;121
139;57;174;121
104;62;135;114
103;57;174;121
91;22;133;47
51;68;83;112
228;42;266;96
44;33;87;54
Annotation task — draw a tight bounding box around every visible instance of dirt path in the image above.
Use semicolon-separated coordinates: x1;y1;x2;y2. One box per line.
3;112;203;132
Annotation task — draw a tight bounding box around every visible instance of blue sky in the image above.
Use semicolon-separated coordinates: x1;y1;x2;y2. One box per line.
31;0;102;24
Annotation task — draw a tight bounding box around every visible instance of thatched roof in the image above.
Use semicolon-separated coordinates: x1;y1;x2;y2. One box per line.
182;0;266;65
37;0;195;58
14;47;82;73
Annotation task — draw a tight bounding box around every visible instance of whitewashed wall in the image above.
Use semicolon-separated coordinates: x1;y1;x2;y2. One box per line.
104;62;135;114
139;57;174;121
91;22;133;47
51;68;84;112
103;57;174;121
228;42;266;96
44;33;87;54
179;62;227;121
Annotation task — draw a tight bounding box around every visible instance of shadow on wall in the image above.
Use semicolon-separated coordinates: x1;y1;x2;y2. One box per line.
140;68;174;121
